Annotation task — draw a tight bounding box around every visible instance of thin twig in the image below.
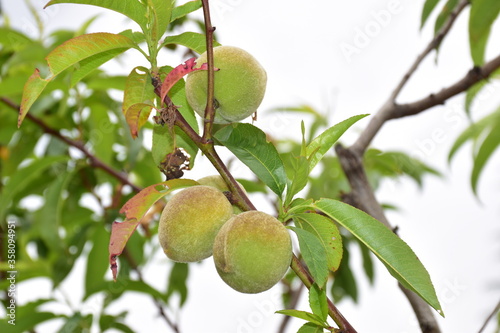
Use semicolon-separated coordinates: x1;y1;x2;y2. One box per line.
2;97;181;332
477;299;500;333
352;0;470;155
201;0;216;142
277;282;305;333
2;97;141;193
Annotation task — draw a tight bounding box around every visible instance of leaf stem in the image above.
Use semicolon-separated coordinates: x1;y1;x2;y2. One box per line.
201;0;216;142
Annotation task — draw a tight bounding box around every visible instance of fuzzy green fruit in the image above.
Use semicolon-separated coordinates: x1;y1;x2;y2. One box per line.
185;46;267;124
213;211;292;293
159;186;234;262
197;175;246;214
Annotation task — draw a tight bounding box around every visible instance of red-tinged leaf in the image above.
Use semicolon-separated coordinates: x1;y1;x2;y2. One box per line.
18;69;49;127
160;57;211;104
125;103;155;138
109;179;198;281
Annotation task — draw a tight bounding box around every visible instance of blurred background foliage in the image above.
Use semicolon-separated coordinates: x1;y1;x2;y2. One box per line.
0;0;499;332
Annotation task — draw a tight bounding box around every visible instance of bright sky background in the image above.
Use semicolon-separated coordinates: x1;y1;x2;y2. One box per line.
3;0;500;332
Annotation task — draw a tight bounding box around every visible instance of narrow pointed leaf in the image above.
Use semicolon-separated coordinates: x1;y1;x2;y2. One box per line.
314;199;443;316
434;0;459;34
421;0;442;28
471;119;500;194
275;310;326;327
294;213;343;272
288;227;329;288
0;27;32;51
109;179;198;281
448;111;498;162
171;0;202;22
284;154;309;205
469;0;500;65
149;0;174;40
214;123;287;197
152;123;176;167
45;0;148;31
160;32;221;55
309;283;328;322
306;114;368;171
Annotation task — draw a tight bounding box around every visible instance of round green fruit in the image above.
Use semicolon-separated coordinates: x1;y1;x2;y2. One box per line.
185;45;267;124
158;185;234;262
197;175;246;214
213;211;292;293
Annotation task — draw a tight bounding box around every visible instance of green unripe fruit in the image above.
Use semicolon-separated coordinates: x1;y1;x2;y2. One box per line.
213;211;292;293
197;175;246;214
159;186;234;262
185;46;267;124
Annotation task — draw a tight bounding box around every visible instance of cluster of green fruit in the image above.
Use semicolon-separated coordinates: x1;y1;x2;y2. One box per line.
158;176;292;294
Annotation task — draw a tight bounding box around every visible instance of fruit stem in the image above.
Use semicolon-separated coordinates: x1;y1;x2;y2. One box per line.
290;255;357;333
201;0;217;143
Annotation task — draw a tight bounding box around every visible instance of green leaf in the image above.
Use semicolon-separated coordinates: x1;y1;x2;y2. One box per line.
148;0;174;40
284;154;309;205
314;199;443;316
421;0;442;28
306;114;368;171
171;0;202;22
469;0;500;65
152;123;175;167
70;48;128;87
0;27;33;51
126;103;155;138
45;0;148;31
214;123;287;197
331;244;358;302
123;66;156;115
309;283;328;322
109;179;198;280
275;310;326;327
19;33;137;125
165;263;189;306
470;118;500;193
297;323;325;333
85;227;110;298
0;156;68;225
288;227;329;288
160;32;221;55
294;213;343;273
434;0;459;34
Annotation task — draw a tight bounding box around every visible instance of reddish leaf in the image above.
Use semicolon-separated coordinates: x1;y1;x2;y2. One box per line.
159;57;212;103
109;179;198;281
125;102;155;138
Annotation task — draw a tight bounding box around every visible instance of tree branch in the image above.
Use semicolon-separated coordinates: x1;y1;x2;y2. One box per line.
201;0;217;142
352;0;470;155
2;97;181;332
333;4;479;332
477;299;500;333
1;97;141;193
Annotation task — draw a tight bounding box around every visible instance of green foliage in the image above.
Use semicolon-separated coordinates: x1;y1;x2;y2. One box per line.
214;123;287;197
469;0;500;65
449;107;500;194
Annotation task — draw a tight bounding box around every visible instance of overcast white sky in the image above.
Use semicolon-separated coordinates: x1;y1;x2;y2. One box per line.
3;0;500;332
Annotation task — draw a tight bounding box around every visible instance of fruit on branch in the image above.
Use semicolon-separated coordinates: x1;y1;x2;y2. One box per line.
185;45;267;124
197;175;246;214
158;185;234;262
213;211;292;293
